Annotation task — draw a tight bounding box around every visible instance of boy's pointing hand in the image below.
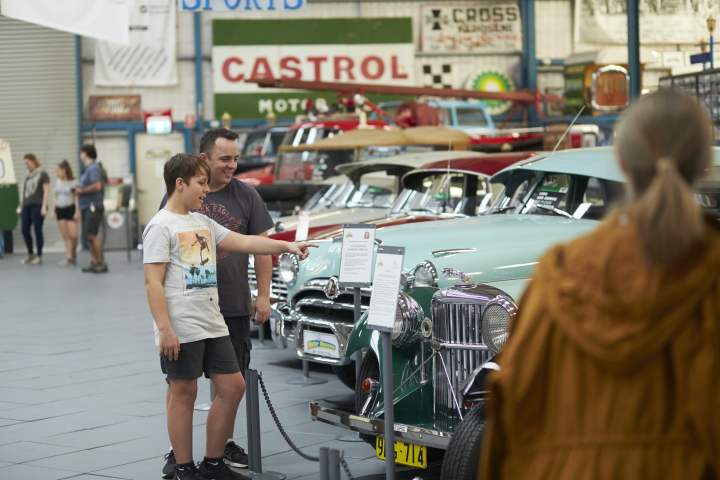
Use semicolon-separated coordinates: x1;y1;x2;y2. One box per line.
288;242;318;260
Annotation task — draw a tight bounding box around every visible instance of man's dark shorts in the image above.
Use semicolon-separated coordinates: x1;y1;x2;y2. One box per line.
81;206;104;237
160;335;240;381
225;316;252;375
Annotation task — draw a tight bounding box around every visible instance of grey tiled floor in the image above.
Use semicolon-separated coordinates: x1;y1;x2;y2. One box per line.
0;252;440;479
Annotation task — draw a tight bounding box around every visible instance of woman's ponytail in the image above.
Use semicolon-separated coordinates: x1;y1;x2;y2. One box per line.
615;90;713;267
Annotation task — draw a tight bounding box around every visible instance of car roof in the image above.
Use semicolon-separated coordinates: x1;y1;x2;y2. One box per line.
335;150;486;178
416;151;535;177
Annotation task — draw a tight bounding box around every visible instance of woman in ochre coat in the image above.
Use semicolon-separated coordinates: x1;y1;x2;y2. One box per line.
479;90;720;479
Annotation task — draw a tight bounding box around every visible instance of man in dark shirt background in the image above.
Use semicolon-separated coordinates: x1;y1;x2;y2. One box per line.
161;128;274;478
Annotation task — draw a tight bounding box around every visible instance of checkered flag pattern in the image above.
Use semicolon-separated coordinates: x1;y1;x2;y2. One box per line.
422;64;453;89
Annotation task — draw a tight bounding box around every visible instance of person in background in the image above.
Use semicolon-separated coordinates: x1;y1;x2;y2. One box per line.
75;144;107;273
53;160;79;266
19;153;49;265
161;128;274;478
479;92;720;479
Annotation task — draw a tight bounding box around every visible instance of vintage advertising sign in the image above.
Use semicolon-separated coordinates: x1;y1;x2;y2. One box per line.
420;2;522;53
576;0;720;45
88;95;142;121
179;0;305;11
367;246;405;332
95;0;178;86
212;18;415;120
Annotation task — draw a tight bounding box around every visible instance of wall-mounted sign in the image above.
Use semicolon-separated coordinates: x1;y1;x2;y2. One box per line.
212;18;415;120
88;95;142;121
420;3;522;54
95;0;178;86
466;70;515;116
179;0;305;11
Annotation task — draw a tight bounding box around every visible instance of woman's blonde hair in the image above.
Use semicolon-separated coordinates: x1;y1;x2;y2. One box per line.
615;90;713;266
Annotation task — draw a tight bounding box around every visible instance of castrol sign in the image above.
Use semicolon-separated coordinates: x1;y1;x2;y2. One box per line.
212;18;415;120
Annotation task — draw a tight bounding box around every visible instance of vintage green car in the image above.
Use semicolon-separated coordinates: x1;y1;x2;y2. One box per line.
306;147;720;479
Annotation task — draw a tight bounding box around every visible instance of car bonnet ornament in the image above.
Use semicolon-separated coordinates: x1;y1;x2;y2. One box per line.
442;267;474;285
323;276;341;300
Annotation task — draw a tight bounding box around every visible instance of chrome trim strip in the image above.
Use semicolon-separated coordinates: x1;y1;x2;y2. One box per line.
309;402;451;450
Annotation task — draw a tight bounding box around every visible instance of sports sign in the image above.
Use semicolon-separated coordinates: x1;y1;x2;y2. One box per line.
212;18;415;119
179;0;305;11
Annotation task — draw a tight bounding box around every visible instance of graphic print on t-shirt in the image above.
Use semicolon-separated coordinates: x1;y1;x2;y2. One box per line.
177;228;218;290
201;203;243;261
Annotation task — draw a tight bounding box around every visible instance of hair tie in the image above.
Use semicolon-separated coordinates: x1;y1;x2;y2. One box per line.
657;157;674;173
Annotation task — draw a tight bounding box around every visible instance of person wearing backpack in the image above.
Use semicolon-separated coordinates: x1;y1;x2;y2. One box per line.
75;144;108;273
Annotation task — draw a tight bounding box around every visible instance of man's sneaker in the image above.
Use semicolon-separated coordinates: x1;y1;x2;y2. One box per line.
92;263;109;273
174;462;204;480
162;449;176;479
29;256;42;265
21;255;36;264
198;458;250;480
81;263;96;273
223;441;248;469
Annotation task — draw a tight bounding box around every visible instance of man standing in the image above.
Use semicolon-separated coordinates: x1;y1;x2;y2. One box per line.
162;128;274;478
76;144;107;273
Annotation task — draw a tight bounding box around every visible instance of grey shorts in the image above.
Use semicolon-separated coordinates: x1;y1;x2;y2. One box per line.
81;206;104;237
160;335;240;381
225;315;252;375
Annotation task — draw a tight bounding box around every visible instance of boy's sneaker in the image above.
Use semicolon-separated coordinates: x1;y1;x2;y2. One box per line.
198;458;250;480
92;263;109;273
162;449;176;479
223;441;248;468
81;262;96;273
174;462;203;480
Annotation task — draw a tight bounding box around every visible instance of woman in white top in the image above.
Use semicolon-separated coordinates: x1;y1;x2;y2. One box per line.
53;160;79;266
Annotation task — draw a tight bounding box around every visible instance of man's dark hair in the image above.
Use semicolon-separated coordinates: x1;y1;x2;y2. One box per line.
199;128;238;156
80;144;97;160
164;153;211;196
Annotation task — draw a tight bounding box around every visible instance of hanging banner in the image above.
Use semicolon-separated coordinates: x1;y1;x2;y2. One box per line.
576;0;720;45
0;0;129;44
95;0;178;86
212;18;415;120
178;0;305;11
420;3;522;53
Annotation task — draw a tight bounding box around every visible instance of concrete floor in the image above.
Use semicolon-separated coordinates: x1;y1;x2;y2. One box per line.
0;251;441;480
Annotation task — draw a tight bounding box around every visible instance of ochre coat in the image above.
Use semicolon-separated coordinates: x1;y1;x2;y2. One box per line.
479;213;720;479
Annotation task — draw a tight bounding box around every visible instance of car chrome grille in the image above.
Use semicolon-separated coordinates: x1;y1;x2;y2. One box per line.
431;300;490;433
293;279;371;325
248;266;288;303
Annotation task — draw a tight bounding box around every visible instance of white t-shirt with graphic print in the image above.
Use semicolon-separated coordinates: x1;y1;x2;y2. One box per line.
142;209;231;346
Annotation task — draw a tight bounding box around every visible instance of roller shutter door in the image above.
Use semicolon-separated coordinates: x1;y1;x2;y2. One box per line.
0;15;78;252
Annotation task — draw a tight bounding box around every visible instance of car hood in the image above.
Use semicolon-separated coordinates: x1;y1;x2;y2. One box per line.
294;215;598;296
274;207;389;235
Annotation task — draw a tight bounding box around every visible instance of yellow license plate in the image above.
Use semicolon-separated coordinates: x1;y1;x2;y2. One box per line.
375;436;427;469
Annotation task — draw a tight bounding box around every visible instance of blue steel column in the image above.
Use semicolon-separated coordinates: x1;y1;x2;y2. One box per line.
194;12;204;138
628;0;641;99
75;35;84;168
521;0;538;125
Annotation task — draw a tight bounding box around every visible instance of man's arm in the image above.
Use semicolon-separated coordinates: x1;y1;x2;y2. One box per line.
144;263;180;360
253;234;273;324
40;182;50;217
76;181;102;195
218;231;314;258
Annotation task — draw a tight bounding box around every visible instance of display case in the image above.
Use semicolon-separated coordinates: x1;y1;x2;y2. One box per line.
660;69;720;138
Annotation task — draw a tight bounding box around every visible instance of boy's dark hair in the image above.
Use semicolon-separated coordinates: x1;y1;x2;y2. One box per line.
80;144;97;160
199;128;238;156
164;153;210;196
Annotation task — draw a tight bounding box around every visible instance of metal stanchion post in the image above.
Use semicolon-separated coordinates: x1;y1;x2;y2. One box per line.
245;369;286;479
353;287;363;384
319;447;329;480
287;359;327;385
328;449;341;480
381;332;396;480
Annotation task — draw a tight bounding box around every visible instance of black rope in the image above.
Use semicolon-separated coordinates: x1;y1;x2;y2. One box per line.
340;455;356;480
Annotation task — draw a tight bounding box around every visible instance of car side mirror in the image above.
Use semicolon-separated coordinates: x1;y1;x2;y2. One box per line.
591;65;630;112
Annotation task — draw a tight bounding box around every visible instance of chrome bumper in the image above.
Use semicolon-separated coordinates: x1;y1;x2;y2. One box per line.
294;315;354;366
309;402;451;450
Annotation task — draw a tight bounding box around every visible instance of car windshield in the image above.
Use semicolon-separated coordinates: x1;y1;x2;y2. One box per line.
241;131;267;159
302;182;355;212
276;127;351;181
455;107;488;127
391;173;480;215
489;170;625;220
345;184;395;208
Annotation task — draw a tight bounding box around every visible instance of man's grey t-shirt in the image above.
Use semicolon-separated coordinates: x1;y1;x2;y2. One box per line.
22;168;49;207
78;162;103;210
161;179;274;317
142;209;231;345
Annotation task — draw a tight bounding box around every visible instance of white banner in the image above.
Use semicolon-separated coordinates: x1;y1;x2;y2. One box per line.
0;140;16;185
213;44;416;94
576;0;720;45
1;0;129;44
95;0;178;86
420;3;522;53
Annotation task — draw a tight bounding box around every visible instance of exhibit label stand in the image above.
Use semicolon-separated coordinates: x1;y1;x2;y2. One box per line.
366;245;405;480
338;224;376;383
287;212;327;386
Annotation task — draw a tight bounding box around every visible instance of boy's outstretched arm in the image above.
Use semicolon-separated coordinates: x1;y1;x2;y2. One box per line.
218;232;316;260
144;263;180;360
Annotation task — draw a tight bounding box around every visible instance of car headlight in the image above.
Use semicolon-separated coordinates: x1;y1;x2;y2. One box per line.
278;253;299;285
481;298;517;355
392;292;424;348
410;261;438;288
